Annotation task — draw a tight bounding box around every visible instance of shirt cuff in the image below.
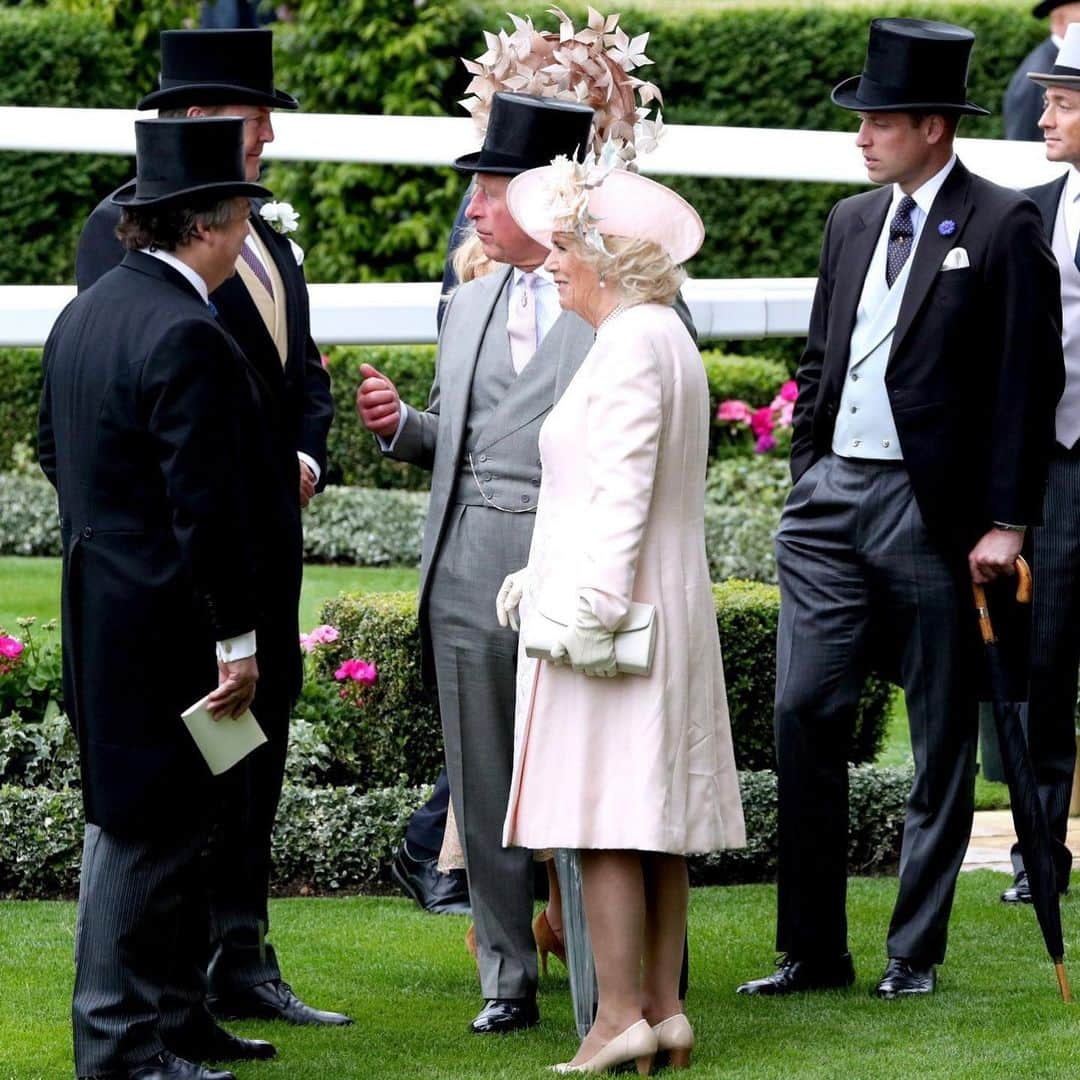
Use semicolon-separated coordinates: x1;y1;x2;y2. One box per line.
376;403;410;452
992;521;1027;533
297;451;321;485
216;630;257;664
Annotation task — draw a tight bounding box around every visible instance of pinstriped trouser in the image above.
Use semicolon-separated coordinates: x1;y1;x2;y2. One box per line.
72;824;208;1076
1012;447;1080;887
773;455;977;966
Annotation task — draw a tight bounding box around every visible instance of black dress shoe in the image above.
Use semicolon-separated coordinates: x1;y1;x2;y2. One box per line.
209;979;352;1026
128;1051;235;1080
1002;870;1033;904
391;842;471;915
874;958;936;998
736;953;855;995
170;1023;276;1062
469;997;540;1034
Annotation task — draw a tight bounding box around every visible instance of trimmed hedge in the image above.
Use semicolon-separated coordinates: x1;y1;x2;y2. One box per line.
302;485;427;565
1;2;1047;287
0;345;798;484
316;582;892;777
0;765;909;897
0;8;136;285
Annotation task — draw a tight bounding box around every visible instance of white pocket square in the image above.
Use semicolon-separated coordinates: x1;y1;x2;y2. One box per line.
288;238;305;266
940;247;969;271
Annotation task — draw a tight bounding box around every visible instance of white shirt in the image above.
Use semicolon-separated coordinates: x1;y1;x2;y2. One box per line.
141;246;257;663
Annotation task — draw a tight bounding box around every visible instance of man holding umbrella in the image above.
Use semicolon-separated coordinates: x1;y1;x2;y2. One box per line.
993;22;1080;907
737;18;1063;1000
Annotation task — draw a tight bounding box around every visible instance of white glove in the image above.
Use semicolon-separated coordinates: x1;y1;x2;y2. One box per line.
550;595;617;677
496;568;530;630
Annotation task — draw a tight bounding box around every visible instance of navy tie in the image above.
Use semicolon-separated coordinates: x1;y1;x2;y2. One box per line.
885;195;918;288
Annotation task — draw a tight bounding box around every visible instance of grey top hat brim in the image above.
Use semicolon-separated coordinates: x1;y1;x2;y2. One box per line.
831;74;990;116
1028;69;1080;89
111;178;272;209
137;84;299;111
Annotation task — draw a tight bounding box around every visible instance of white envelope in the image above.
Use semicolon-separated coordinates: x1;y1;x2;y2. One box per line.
182;693;267;776
940;247;970;271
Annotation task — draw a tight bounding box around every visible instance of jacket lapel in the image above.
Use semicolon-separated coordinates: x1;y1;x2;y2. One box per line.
473;307;589;450
250;211;301;360
891;159;974;360
441;267;511;460
1029;173;1068;239
829;188;890;362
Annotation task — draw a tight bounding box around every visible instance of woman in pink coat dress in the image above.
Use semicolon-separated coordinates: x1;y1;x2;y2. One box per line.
496;157;745;1074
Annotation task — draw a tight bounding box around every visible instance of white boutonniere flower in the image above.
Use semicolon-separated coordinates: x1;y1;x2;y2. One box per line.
260;201;300;234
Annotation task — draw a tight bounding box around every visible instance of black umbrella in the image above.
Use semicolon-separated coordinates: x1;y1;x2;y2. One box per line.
973;556;1071;1002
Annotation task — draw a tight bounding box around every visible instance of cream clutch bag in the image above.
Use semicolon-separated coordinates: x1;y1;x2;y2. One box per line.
523;600;657;677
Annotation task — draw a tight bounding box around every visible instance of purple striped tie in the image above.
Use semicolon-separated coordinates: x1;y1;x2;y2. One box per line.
240;242;274;300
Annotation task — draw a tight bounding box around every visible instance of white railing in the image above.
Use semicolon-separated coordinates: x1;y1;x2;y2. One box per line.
0;107;1066;346
0;278;817;348
0;106;1066;187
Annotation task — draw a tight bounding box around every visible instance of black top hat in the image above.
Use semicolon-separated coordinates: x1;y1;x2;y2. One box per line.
831;18;989;116
137;29;298;112
453;93;595;176
1033;2;1072;18
112;118;272;208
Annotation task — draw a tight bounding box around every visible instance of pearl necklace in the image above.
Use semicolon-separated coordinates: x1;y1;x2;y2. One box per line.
596;303;626;333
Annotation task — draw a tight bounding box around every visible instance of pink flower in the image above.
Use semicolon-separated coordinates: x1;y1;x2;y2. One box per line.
0;636;23;660
334;658;378;685
320;353;330;369
750;406;775;437
299;633;315;654
309;624;339;645
754;433;778;454
779;379;798;403
716;399;751;423
776;401;795;428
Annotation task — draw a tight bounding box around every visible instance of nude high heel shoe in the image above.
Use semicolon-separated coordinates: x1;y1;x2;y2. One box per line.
533;909;567;975
551;1018;658;1075
652;1013;694;1070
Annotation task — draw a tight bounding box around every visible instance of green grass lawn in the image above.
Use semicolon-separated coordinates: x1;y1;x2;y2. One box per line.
0;557;417;636
1;875;1077;1079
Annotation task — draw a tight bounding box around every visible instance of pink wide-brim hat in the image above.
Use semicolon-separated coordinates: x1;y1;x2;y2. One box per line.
506;166;705;265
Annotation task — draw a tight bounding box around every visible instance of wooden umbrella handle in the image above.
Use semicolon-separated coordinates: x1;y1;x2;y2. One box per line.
972;556;1032;645
1014;554;1032;605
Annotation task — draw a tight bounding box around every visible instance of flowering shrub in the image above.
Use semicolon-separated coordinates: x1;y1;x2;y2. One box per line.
334;657;378;709
716;379;799;455
0;618;63;722
300;624;340;653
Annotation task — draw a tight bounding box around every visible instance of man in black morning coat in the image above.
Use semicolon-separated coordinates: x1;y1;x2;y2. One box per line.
736;18;1064;1001
40;117;285;1080
74;28;344;1029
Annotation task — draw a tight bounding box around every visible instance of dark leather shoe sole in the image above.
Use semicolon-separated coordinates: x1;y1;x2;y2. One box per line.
469;1001;540;1035
737;955;855;996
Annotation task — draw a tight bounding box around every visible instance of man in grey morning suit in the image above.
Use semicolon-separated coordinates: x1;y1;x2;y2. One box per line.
737;19;1063;1001
996;26;1080;906
1004;3;1080;142
356;93;595;1034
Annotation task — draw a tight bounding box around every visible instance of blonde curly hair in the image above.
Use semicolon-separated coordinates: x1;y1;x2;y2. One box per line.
565;233;685;307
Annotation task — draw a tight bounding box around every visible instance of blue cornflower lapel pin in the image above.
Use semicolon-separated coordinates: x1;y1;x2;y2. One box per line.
938;219;956;237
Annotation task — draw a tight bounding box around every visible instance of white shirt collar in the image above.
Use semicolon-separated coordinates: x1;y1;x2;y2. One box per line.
140;247;210;304
1053;32;1066;50
891;153;957;219
512;264;554;288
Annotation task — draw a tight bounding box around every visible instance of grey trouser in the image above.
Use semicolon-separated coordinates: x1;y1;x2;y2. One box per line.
774;454;977;966
427;504;538;999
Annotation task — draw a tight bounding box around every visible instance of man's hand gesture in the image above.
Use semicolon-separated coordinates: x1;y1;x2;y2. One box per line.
356;362;401;438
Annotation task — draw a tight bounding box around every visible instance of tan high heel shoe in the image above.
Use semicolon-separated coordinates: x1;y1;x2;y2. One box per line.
533;909;567;975
551;1019;658;1075
465;923;477;962
652;1013;694;1070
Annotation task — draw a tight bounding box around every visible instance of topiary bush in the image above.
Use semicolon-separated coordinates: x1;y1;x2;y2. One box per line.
0;765;911;897
302;486;427;565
